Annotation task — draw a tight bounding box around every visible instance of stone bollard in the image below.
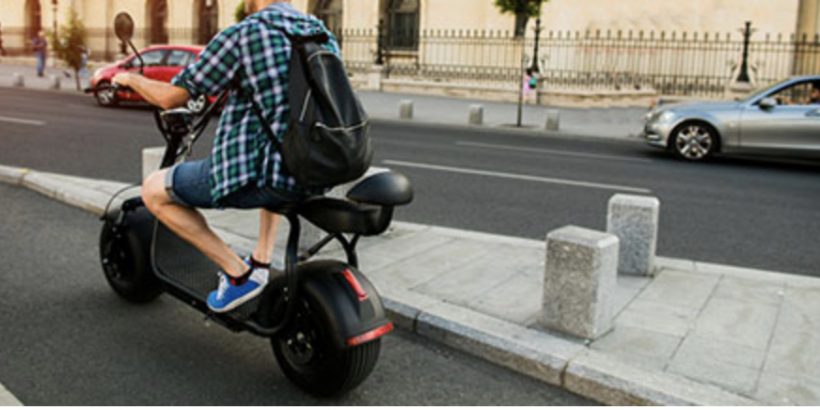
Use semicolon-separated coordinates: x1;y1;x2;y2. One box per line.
48;75;61;90
541;225;619;340
399;100;414;120
607;194;660;276
468;104;484;126
545;109;560;131
142;147;165;181
299;166;391;253
12;73;24;87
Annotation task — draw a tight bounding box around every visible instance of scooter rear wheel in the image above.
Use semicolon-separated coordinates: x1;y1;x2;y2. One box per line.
271;295;381;397
99;220;163;303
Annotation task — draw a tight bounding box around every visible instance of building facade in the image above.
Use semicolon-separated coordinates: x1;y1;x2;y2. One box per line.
2;0;819;98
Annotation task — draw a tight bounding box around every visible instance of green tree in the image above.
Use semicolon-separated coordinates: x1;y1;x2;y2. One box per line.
494;0;547;37
49;7;87;90
235;1;248;23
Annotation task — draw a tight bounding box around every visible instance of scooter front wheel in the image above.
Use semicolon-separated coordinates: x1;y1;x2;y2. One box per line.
99;220;163;303
271;295;381;397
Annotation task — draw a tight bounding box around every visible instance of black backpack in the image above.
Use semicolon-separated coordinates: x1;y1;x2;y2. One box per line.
249;26;373;190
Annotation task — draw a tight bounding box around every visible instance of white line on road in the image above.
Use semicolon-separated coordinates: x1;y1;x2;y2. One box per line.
383;159;652;194
455;140;654;163
0;116;45;126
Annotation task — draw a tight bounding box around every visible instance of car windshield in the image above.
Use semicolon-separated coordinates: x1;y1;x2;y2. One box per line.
739;79;792;102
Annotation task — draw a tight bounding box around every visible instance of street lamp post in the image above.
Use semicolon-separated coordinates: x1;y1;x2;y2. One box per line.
51;0;58;37
530;17;542;74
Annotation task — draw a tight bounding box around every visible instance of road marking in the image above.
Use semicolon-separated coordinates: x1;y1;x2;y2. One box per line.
455;140;654;163
383;159;652;194
0;116;45;126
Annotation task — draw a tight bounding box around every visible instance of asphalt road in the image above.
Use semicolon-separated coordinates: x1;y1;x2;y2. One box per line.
0;183;593;405
1;87;819;277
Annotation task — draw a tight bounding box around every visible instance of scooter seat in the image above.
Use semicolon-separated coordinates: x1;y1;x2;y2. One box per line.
296;197;391;236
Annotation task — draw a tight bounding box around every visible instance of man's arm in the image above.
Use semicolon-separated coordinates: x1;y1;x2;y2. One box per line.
112;72;190;111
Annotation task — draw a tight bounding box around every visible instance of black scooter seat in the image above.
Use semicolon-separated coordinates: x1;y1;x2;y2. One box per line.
295;197;390;236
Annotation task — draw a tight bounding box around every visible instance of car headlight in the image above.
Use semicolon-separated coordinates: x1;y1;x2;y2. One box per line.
93;68;105;79
659;111;677;123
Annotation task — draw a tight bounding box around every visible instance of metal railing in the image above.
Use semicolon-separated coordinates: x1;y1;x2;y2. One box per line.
3;23;818;98
341;25;820;98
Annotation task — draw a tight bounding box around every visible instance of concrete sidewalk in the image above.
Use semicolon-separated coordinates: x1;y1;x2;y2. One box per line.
2;164;818;405
0;61;646;140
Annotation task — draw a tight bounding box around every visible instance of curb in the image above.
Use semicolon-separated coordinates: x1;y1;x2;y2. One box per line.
0;168;764;406
0;383;22;406
370;117;642;144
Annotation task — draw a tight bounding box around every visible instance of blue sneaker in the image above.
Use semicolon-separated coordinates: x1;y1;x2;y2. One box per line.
206;265;269;313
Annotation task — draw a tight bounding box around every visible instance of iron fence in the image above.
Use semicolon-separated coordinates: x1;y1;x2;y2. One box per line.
4;23;819;98
342;26;820;98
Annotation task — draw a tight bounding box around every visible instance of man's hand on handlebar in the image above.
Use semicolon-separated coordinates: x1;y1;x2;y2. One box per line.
112;72;136;88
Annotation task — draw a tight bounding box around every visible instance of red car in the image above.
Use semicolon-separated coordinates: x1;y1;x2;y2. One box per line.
90;45;215;114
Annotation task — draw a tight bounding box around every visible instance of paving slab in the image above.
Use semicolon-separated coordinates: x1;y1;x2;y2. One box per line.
0;383;22;406
590;325;681;372
668;349;760;396
756;370;820;405
712;275;785;307
638;269;719;310
466;271;542;325
691;296;780;350
613;298;699;338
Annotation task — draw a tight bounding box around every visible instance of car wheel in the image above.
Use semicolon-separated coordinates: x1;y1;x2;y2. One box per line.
186;95;208;115
95;80;118;107
671;122;718;161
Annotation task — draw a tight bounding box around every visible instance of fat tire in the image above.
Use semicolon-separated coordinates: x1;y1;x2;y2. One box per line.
99;221;162;303
271;295;382;397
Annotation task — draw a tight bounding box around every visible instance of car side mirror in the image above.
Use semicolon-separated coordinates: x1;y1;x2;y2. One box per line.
759;97;777;110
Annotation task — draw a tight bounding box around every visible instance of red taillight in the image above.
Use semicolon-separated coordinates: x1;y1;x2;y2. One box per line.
346;322;394;347
341;268;368;302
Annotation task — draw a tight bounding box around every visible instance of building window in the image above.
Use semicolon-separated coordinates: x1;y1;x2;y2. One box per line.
386;0;419;51
147;0;169;44
312;0;342;42
195;0;220;45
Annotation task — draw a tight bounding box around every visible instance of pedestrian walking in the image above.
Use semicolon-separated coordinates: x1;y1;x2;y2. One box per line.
32;31;48;77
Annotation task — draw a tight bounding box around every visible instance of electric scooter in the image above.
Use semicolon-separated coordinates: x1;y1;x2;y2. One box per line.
96;13;413;397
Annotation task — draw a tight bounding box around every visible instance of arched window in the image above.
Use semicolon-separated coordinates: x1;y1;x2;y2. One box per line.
194;0;220;45
385;0;419;50
312;0;343;42
147;0;169;44
24;0;42;51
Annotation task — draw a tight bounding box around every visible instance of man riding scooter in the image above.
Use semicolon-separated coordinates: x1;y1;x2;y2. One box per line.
112;0;339;313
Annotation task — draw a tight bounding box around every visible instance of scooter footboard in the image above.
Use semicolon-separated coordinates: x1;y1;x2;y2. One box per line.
297;260;393;350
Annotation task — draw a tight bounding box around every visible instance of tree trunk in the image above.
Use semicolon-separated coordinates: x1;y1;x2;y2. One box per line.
514;13;529;37
75;69;81;91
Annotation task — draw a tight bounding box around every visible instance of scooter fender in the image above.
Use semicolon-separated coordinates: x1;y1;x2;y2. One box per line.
102;196;155;243
296;260;392;350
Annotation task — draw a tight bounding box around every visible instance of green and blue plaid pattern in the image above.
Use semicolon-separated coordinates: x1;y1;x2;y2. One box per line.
172;3;339;205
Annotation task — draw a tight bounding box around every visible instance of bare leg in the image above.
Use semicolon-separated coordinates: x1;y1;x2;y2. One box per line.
142;169;248;277
253;210;280;264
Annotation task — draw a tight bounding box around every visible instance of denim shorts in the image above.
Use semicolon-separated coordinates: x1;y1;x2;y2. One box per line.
164;158;303;210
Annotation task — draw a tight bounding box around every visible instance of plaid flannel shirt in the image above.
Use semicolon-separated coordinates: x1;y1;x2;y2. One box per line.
171;3;339;205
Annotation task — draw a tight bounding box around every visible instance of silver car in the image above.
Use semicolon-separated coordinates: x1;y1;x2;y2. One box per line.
643;75;820;161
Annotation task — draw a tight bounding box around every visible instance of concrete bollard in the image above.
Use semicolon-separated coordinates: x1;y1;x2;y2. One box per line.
541;225;619;340
12;73;24;87
607;194;660;276
399;100;414;120
142;147;165;181
468;104;484;126
48;75;61;90
299;166;391;253
545;109;560;131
